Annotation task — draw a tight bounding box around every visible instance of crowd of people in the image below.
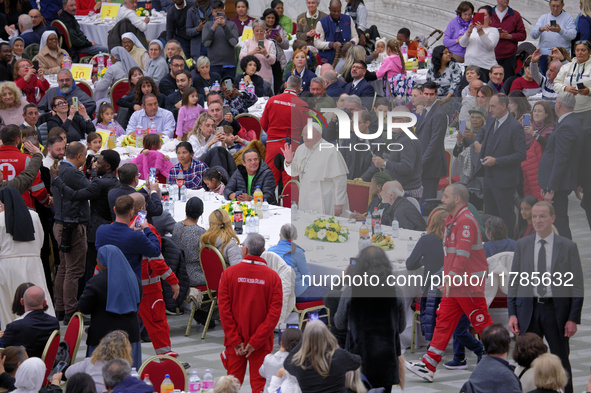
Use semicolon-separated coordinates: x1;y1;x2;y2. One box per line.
0;0;589;392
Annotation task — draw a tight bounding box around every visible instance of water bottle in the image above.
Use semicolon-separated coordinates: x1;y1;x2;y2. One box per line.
371;207;381;235
247;82;255;94
63;53;71;69
180;184;187;202
97;51;104;73
401;42;408;62
107;120;116;149
426;49;433;68
130;367;139;379
160;374;174;393
244;215;250;233
239;78;246;91
358;221;370;251
135;125;144;148
107;56;112;67
143;374;153;386
213;81;220;91
392;217;399;238
202;369;214;393
254;214;260;233
169;184;178;201
148;119;157;134
291;201;298;220
262;200;269;219
188;371;201;393
407;237;415;253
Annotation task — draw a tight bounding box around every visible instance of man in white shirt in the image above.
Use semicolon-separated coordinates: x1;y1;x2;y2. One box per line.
43;135;66;169
459;79;484;122
116;0;150;32
126;94;176;138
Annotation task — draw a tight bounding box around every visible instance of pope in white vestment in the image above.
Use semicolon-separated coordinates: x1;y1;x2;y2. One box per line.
282;126;349;216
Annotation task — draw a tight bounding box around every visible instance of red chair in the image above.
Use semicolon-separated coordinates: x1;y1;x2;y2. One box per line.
293;300;329;329
41;330;60;385
50;20;90;58
110;78;130;114
63;312;84;365
279;179;299;208
195;245;227;339
77;80;93;99
347;179;372;214
437;149;453;191
291;22;297;35
138;355;187;391
235;113;262;140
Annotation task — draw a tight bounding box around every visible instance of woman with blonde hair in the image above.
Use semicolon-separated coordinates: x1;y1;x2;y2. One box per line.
284;320;361;391
65;330;133;393
578;0;591;42
530;353;567;393
0;81;28;125
341;45;374;83
188;112;225;159
201;209;242;267
213;375;241;393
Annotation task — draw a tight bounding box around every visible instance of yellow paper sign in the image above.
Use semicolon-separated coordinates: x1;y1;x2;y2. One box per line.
96;131;110;149
100;3;120;18
70;64;93;81
241;26;253;41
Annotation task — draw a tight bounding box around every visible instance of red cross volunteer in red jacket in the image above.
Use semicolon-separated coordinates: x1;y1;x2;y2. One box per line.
407;183;493;382
218;233;283;393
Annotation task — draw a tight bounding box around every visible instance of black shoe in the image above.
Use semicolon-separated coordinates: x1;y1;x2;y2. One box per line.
141;331;152;343
56;311;65;321
63;312;73;325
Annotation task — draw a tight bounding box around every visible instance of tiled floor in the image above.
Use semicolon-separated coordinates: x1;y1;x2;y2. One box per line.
66;195;591;392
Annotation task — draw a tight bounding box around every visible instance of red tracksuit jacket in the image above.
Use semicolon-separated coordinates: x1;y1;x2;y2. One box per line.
0;145;49;208
260;89;309;142
218;256;283;353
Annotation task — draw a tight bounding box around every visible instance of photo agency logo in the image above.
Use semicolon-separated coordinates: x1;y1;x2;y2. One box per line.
305;108;419;152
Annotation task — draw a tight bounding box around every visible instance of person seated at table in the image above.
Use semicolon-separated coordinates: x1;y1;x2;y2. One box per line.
15;15;40;48
284;49;315;92
46;95;95;142
350;171;392;221
229;0;254;37
159;54;186;96
396;27;419;58
168;141;208;189
0;81;29;125
116;0;150;33
58;0;108;59
284;40;318;78
9;38;30;68
202;1;239;80
172;196;207;287
235;55;265;98
191;56;221;99
206;96;242;135
509;58;542;97
188;112;225;158
239;19;276;88
163;39;193;69
132;134;173;182
176;87;207;141
343;60;375;98
483;216;516;257
29;10;46;38
200;208;242;267
93;102;126;136
224;149;276;203
426;45;463;104
38;68;97;117
376;38;405;82
165;70;200;114
0;43;13;82
340;45;375;84
380;180;426;230
13;59;49;105
145;40;168;85
126;93;176;138
203;167;228;195
125;76;167;114
93;47;139;98
121;33;149;71
34;31;70;75
219;77;257;116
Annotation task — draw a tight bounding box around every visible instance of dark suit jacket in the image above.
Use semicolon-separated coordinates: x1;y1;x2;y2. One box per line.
326;81;346;98
476;114;526;188
0;310;59;357
20;31;40;47
508;234;584;337
344;78;375;98
381;197;426;230
538;113;583;192
52;161;91;223
414;102;447;179
107;184;163;221
579;113;591;209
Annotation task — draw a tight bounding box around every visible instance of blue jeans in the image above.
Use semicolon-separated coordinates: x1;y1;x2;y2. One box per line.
81;44;109;56
452;314;484;361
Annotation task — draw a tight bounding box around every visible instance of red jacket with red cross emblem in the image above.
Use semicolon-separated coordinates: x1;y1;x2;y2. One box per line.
218;255;283;352
443;205;488;295
260;89;310;142
128;220;179;295
0;146;49;208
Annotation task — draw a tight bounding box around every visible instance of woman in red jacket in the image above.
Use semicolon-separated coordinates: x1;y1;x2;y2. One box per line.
520;100;554;200
13;59;49;104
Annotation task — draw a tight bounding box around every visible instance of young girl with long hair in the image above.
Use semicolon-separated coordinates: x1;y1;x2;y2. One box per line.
176;87;206;141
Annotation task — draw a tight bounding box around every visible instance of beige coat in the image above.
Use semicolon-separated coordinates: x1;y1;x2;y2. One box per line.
34;46;71;75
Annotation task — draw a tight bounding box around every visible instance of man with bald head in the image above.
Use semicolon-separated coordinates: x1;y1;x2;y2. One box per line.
323;69;346;98
315;0;359;65
380;181;426;230
29;9;46;37
459;79;484;122
0;286;59;357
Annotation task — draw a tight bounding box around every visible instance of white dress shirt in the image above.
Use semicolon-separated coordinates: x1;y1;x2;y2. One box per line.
533;231;554;297
126;107;176;138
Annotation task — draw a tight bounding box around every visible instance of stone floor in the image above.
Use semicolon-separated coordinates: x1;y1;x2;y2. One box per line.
65;195;591;392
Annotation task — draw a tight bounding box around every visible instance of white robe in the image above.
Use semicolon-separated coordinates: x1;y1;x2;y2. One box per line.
285;139;349;216
0;210;55;329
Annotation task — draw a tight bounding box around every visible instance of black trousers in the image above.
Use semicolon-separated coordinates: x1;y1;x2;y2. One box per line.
421;177;439;205
552;190;572;240
483;184;516;239
527;300;573;393
497;55;517;80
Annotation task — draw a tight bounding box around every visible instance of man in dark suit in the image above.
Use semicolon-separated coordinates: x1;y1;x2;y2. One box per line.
324;70;346;98
538;93;583;240
17;15;41;47
107;163;162;222
344;61;375;98
578;111;591;231
476;93;526;238
0;286;59;357
414;81;447;202
508;201;583;393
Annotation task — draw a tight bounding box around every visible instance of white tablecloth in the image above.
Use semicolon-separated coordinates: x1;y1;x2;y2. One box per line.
78;17;166;48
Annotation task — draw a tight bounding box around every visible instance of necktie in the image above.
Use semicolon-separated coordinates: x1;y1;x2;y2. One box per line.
493;120;499;134
538;239;547;297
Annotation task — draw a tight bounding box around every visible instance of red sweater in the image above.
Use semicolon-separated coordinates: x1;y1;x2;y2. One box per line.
218;256;283;352
490;7;526;60
15;75;50;104
260;89;309;142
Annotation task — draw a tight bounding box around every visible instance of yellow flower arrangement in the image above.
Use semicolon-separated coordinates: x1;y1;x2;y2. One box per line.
305;217;349;243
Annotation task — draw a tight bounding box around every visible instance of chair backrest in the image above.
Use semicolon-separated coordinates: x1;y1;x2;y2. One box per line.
63;312;84;365
235;113;262;140
138;355;187;391
41;330;60;384
347;179;371;214
281;179;299;208
77;80;93;99
261;250;296;324
444;149;452;180
407;196;421;213
199;244;227;295
110;78;130;114
51;20;71;49
292;22;297;35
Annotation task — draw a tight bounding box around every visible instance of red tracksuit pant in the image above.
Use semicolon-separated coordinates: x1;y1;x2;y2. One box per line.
139;289;172;354
222;347;268;393
422;296;493;372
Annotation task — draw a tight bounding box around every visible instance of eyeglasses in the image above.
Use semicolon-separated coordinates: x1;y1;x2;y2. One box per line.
58;78;72;83
19;64;31;69
55;101;68;106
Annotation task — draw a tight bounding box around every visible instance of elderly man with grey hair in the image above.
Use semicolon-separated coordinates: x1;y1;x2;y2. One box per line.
323;69;346;97
38;68;97;116
531;49;563;101
103;359;152;393
538;92;583;239
217;233;283;392
17;14;40;47
380;181;426;230
308;76;335;110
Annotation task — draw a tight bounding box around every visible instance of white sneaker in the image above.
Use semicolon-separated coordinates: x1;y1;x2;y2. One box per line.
405;360;434;382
